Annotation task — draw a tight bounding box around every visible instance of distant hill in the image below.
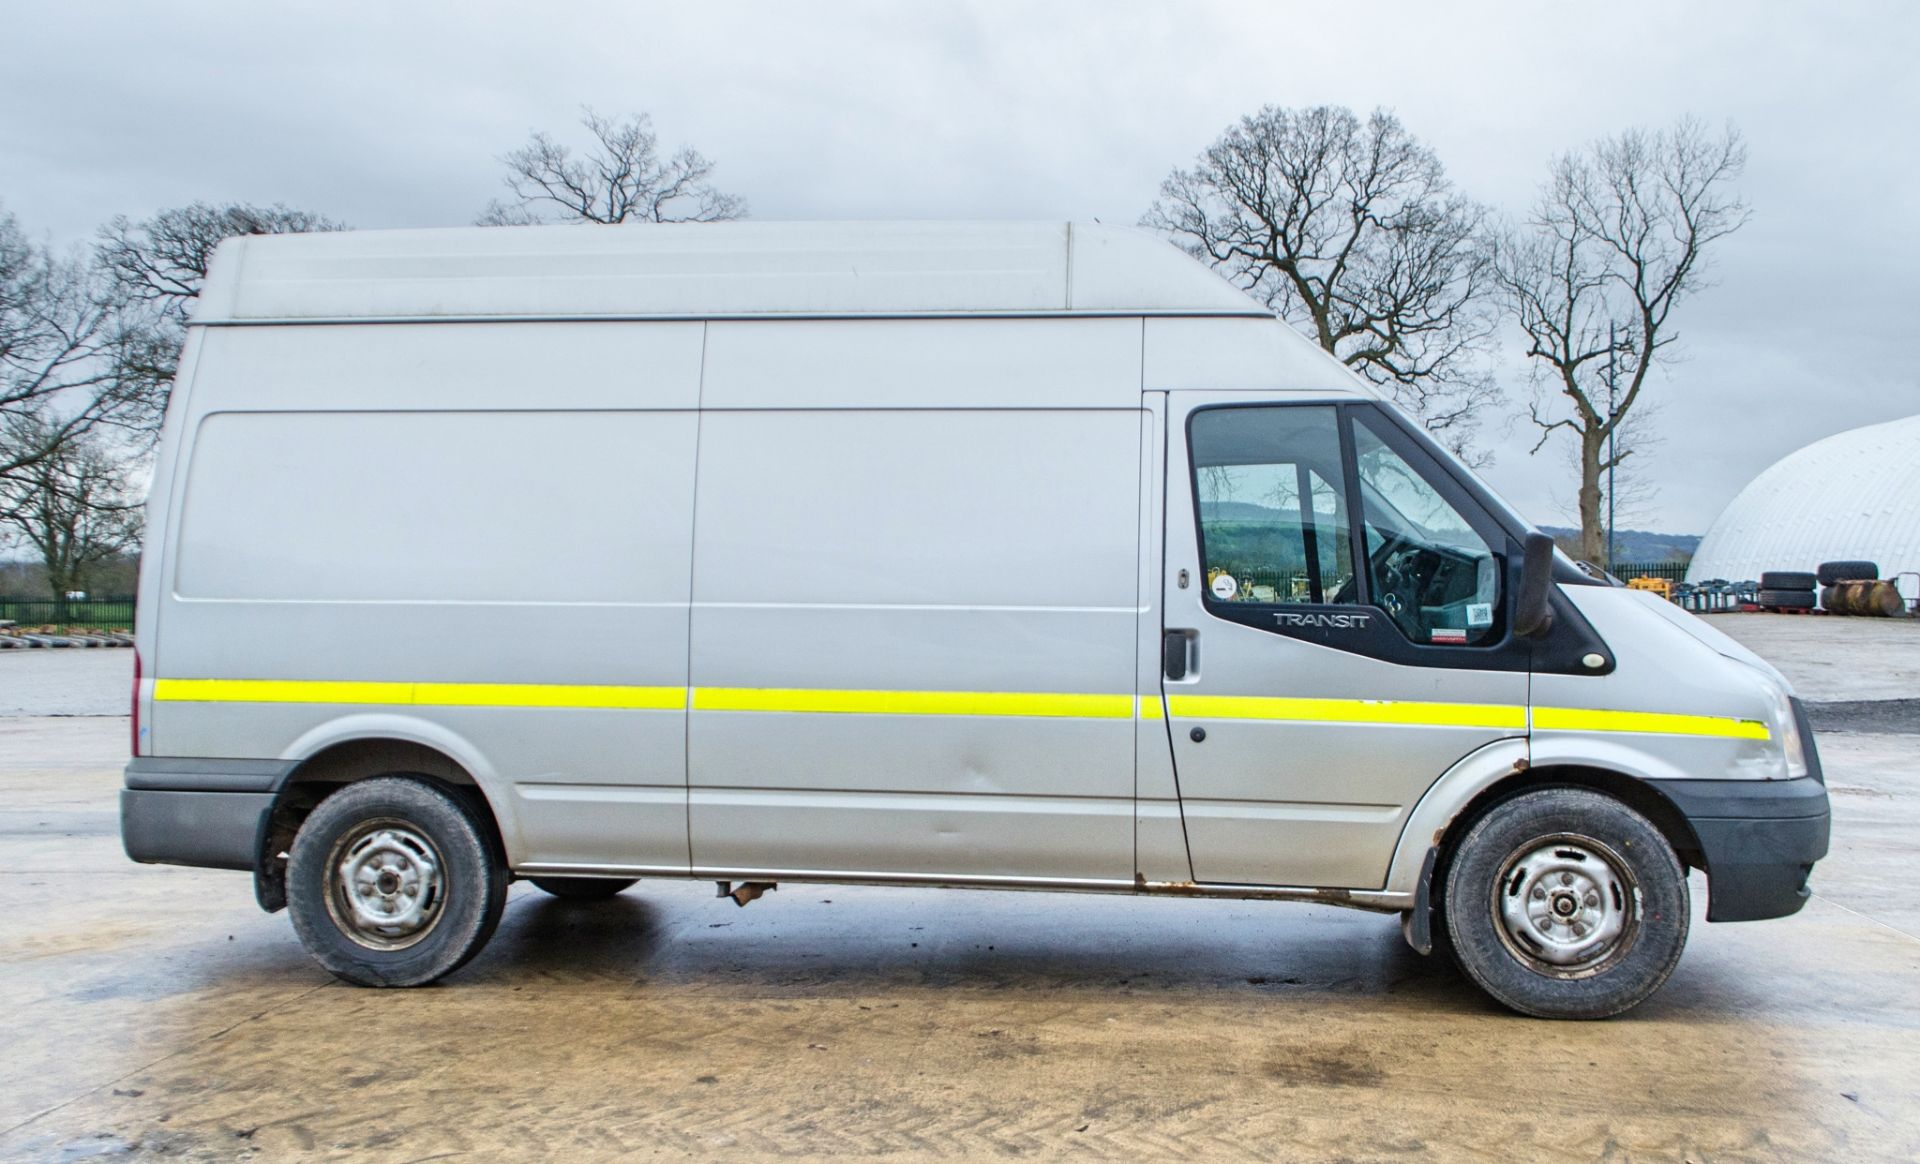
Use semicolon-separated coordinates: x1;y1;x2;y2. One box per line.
1193;511;1699;565
1190;510;1704;564
1541;526;1699;564
1200;501;1301;521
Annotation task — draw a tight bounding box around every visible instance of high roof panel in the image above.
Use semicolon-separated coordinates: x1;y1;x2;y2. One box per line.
192;221;1268;323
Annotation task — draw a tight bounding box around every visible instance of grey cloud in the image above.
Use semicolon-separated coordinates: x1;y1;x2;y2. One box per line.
4;0;1913;532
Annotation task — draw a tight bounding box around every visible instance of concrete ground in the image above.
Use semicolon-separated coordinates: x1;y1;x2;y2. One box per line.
1701;610;1920;703
0;646;132;716
2;620;1918;1162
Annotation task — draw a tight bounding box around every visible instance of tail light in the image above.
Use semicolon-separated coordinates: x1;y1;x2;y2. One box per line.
131;648;142;756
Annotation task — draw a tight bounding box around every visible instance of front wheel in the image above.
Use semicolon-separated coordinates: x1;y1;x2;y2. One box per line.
287;777;508;987
1443;787;1689;1019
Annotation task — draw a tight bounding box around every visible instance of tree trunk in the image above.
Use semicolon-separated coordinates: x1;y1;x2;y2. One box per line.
45;560;79;623
1577;428;1607;565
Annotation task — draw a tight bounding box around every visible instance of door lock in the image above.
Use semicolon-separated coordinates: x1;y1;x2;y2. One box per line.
1189;726;1206;743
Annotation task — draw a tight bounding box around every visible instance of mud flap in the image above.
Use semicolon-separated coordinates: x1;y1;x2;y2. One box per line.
1401;845;1439;955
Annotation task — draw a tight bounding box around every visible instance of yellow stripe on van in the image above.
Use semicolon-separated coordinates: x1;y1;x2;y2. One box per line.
1532;706;1770;741
153;679;416;705
412;683;684;710
149;680;1767;741
1165;694;1527;731
692;687;1133;719
152;679;684;710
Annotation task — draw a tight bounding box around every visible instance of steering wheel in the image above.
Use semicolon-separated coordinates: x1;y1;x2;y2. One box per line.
1377;548;1423;631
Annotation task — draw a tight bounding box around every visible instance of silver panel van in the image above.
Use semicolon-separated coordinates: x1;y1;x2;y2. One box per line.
121;222;1829;1018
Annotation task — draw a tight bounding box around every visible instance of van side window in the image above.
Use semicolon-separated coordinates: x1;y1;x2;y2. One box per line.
1352;414;1501;646
1190;406;1358;607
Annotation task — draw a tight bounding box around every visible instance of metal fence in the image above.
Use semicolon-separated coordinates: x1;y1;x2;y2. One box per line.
1209;567;1320;601
1607;561;1690;582
0;596;137;629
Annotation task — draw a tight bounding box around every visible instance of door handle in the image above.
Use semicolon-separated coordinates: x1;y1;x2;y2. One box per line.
1162;630;1192;681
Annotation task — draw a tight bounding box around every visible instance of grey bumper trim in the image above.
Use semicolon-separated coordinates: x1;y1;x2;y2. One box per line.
124;757;299;793
1645;774;1832;822
122;788;274;871
1646;776;1831;923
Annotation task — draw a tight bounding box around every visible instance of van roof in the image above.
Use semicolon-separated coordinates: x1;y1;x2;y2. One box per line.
190;221;1273;324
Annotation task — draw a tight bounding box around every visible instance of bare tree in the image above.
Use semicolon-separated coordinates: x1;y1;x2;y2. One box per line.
1493;118;1749;563
99;202;343;322
0;202;339;579
0;206;155;491
96;202;344;411
479;108;746;226
0;424;144;612
1145;106;1500;460
1546;403;1665;560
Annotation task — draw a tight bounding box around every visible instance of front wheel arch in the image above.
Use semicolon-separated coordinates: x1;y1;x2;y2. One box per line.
1433;766;1705;889
1413;766;1704;964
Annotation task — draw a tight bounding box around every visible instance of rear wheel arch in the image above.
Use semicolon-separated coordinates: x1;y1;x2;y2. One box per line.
285;775;509;986
255;738;507;912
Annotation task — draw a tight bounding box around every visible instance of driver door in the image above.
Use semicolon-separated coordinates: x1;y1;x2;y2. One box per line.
1161;395;1530;889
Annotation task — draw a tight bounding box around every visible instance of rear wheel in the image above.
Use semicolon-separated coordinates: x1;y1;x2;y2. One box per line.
287;777;507;987
1443;788;1688;1019
529;876;636;901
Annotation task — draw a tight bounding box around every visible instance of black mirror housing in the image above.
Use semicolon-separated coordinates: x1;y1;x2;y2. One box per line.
1513;532;1557;638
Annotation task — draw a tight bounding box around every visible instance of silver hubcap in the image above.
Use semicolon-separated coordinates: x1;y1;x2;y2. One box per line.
326;820;445;950
1494;834;1637;977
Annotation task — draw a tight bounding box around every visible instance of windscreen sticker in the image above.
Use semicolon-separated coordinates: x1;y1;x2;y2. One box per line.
1210;573;1238;601
1467;603;1494;628
1431;628;1468;644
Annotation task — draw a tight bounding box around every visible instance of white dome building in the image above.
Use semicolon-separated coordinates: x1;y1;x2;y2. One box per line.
1688;414;1920;583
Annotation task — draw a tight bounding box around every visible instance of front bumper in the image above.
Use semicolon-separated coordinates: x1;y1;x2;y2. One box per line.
1647;775;1831;922
120;757;296;871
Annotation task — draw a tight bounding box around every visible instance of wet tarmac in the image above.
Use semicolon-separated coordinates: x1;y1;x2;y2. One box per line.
2;632;1918;1161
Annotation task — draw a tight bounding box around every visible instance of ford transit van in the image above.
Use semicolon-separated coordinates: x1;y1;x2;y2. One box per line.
120;222;1828;1018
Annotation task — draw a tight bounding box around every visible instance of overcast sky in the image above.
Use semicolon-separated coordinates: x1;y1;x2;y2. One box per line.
5;0;1915;535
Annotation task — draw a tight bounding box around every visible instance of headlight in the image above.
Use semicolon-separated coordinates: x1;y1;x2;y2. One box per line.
1757;670;1809;780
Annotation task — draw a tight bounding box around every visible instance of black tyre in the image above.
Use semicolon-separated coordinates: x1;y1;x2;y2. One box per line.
287;777;508;987
1443;788;1688;1019
1758;588;1815;609
1758;571;1816;592
1817;560;1879;585
529;876;637;901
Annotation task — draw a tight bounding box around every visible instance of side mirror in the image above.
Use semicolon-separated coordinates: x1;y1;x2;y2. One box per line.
1513;532;1557;639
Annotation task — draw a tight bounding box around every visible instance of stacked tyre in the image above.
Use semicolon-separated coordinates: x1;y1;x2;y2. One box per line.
1819;561;1880;585
1756;571;1816;612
